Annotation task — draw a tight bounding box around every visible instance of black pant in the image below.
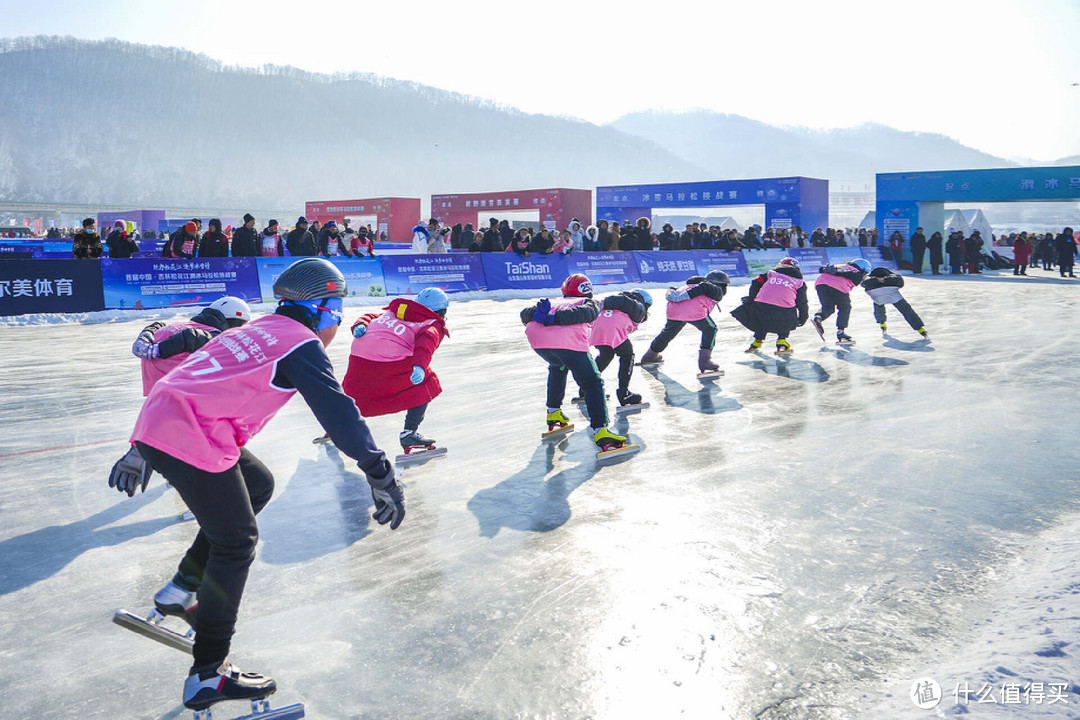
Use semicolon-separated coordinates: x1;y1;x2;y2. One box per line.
534;347;607;429
137;443;274;669
595;339;634;392
911;248;925;273
815;285;852;329
873;299;923;330
648;316;717;353
404;403;428;432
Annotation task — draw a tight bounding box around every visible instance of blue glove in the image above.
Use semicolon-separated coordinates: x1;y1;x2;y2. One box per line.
131;331;160;359
666;288;690;303
531;298;554;325
366;466;405;530
410;365;425;385
352;324;366;338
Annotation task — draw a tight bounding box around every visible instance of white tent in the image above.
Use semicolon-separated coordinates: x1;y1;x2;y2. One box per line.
944;210;972;237
858;211;876;229
703;216;743;231
963;209;995;244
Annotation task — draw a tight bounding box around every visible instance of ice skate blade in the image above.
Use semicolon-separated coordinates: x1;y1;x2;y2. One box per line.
194;699;305;720
542;424;574;441
312;435;332;445
394;447;447;465
775;349;793;356
615;402;650;415
696;370;724;380
181;510;196;522
636;360;663;367
112;609;193;654
837;339;856;346
595;443;641;461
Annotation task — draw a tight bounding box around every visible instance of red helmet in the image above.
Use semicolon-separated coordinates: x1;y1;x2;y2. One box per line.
777;257;800;268
561;273;593;297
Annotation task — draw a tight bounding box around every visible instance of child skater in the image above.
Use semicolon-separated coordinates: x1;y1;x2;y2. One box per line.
731;257;809;353
811;257;870;345
586;288;652;407
342;287;450;458
520;273;634;454
860;267;930;339
638;270;729;375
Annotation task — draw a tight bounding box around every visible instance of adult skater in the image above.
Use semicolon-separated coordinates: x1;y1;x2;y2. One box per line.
520;273;631;452
810;257;869;344
107;257;403;714
131;296;252;396
860;267;929;339
341;287;450;457
638;271;729;373
584;288;652;406
731;257;808;353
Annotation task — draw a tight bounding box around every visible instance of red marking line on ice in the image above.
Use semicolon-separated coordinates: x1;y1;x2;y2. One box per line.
0;437;127;459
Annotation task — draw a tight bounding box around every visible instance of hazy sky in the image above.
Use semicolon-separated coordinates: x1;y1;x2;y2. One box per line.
4;0;1079;161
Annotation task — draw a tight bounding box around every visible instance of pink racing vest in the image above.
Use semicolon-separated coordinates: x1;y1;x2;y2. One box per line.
140;320;218;396
131;315;319;473
815;265;857;293
666;285;717;321
755;270;803;308
181;237;196;256
589;308;638;348
351;309;436;362
525;297;592;351
261;233;279;257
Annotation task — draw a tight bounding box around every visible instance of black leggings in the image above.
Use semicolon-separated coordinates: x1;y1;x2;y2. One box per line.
137;443;274;669
872;299;923;330
595;339;634;392
649;316;717;352
815;285;852;330
404;403;428;432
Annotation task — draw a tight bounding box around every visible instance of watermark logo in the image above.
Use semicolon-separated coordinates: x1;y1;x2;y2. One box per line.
910;677;942;709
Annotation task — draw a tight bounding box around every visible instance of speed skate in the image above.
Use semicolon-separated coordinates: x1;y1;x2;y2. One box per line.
394;446;448;465
192;697;305;720
696;370;724;380
615;402;650;415
595;443;641;461
113;608;194;654
542;423;574;441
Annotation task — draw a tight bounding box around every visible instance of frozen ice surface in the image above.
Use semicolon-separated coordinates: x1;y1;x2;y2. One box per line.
1;272;1080;719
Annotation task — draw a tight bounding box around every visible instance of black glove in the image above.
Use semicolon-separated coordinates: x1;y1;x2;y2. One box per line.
109;445;153;497
365;465;405;530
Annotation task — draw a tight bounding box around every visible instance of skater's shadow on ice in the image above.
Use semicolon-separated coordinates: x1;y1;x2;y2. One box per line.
0;484;176;596
467;441;602;538
258;450;373;565
826;347;910;366
882;334;935;353
737;356;830;383
642;367;742;415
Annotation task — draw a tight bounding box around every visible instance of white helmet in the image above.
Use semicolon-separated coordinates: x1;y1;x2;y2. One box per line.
209;296;251;324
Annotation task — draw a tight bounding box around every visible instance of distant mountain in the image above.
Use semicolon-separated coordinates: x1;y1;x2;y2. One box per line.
0;36;708;210
609;110;1021;184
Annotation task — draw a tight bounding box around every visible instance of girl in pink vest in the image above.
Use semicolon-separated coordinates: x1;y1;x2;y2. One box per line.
106;258;403;715
520;273;630;452
731;257;809;353
811;257;869;344
639;271;729;373
132;297;251;395
342;288;449;454
586;288;651;406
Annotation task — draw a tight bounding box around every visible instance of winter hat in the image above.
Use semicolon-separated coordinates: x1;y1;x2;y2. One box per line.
326;220;337;227
268;219;279;228
243;213;255;224
82;218;95;228
297;216;308;225
184;221;198;234
114;220;125;229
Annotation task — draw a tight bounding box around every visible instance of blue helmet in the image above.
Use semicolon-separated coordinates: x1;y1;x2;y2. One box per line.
416;287;449;314
629;288;653;307
849;258;871;273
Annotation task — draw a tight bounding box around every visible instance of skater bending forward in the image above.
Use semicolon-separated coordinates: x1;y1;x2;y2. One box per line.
811;257;869;344
638;270;729;372
107;258;404;712
343;287;450;454
589;288;652;406
731;257;808;353
521;273;629;451
860;267;929;339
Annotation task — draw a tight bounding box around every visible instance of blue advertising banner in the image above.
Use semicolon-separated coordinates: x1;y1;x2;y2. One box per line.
0;259;105;316
380;254;486;295
859;246;897;270
0;244;42;259
100;257;261;310
789;248;829;274
742;249;789;277
480;253;569;291
599;178;809;209
632;251;699;284
693;250;750;279
877;166;1080;203
568;252;641;285
254;257;387;303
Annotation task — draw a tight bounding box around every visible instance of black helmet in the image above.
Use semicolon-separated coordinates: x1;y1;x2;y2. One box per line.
273;258;347;300
706;270;730;286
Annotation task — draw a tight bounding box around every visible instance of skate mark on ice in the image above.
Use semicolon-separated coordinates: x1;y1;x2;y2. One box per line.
641;366;743;415
827;347;909;367
882;334;935;352
737;357;830;383
0;435;128;459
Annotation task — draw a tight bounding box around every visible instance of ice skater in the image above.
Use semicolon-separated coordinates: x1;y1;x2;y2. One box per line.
131;296;251;397
520;273;635;456
342;287;450;460
107;258;403;715
730;257;808;354
811;257;870;345
860;267;929;339
638;270;729;374
586;288;652;407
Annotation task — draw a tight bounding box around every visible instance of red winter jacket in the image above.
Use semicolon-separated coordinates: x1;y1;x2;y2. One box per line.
1013;239;1031;264
342;298;448;417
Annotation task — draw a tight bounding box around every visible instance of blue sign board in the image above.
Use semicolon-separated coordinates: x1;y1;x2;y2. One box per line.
632;251;699;284
692;250;749;279
100;257;261;310
480;253;569;291
877;166;1080;203
0;259;105;316
789;248;830;274
569;252;641;285
255;257;387;303
380;253;486;295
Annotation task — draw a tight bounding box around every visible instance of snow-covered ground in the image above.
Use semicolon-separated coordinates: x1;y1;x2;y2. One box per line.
1;270;1079;719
